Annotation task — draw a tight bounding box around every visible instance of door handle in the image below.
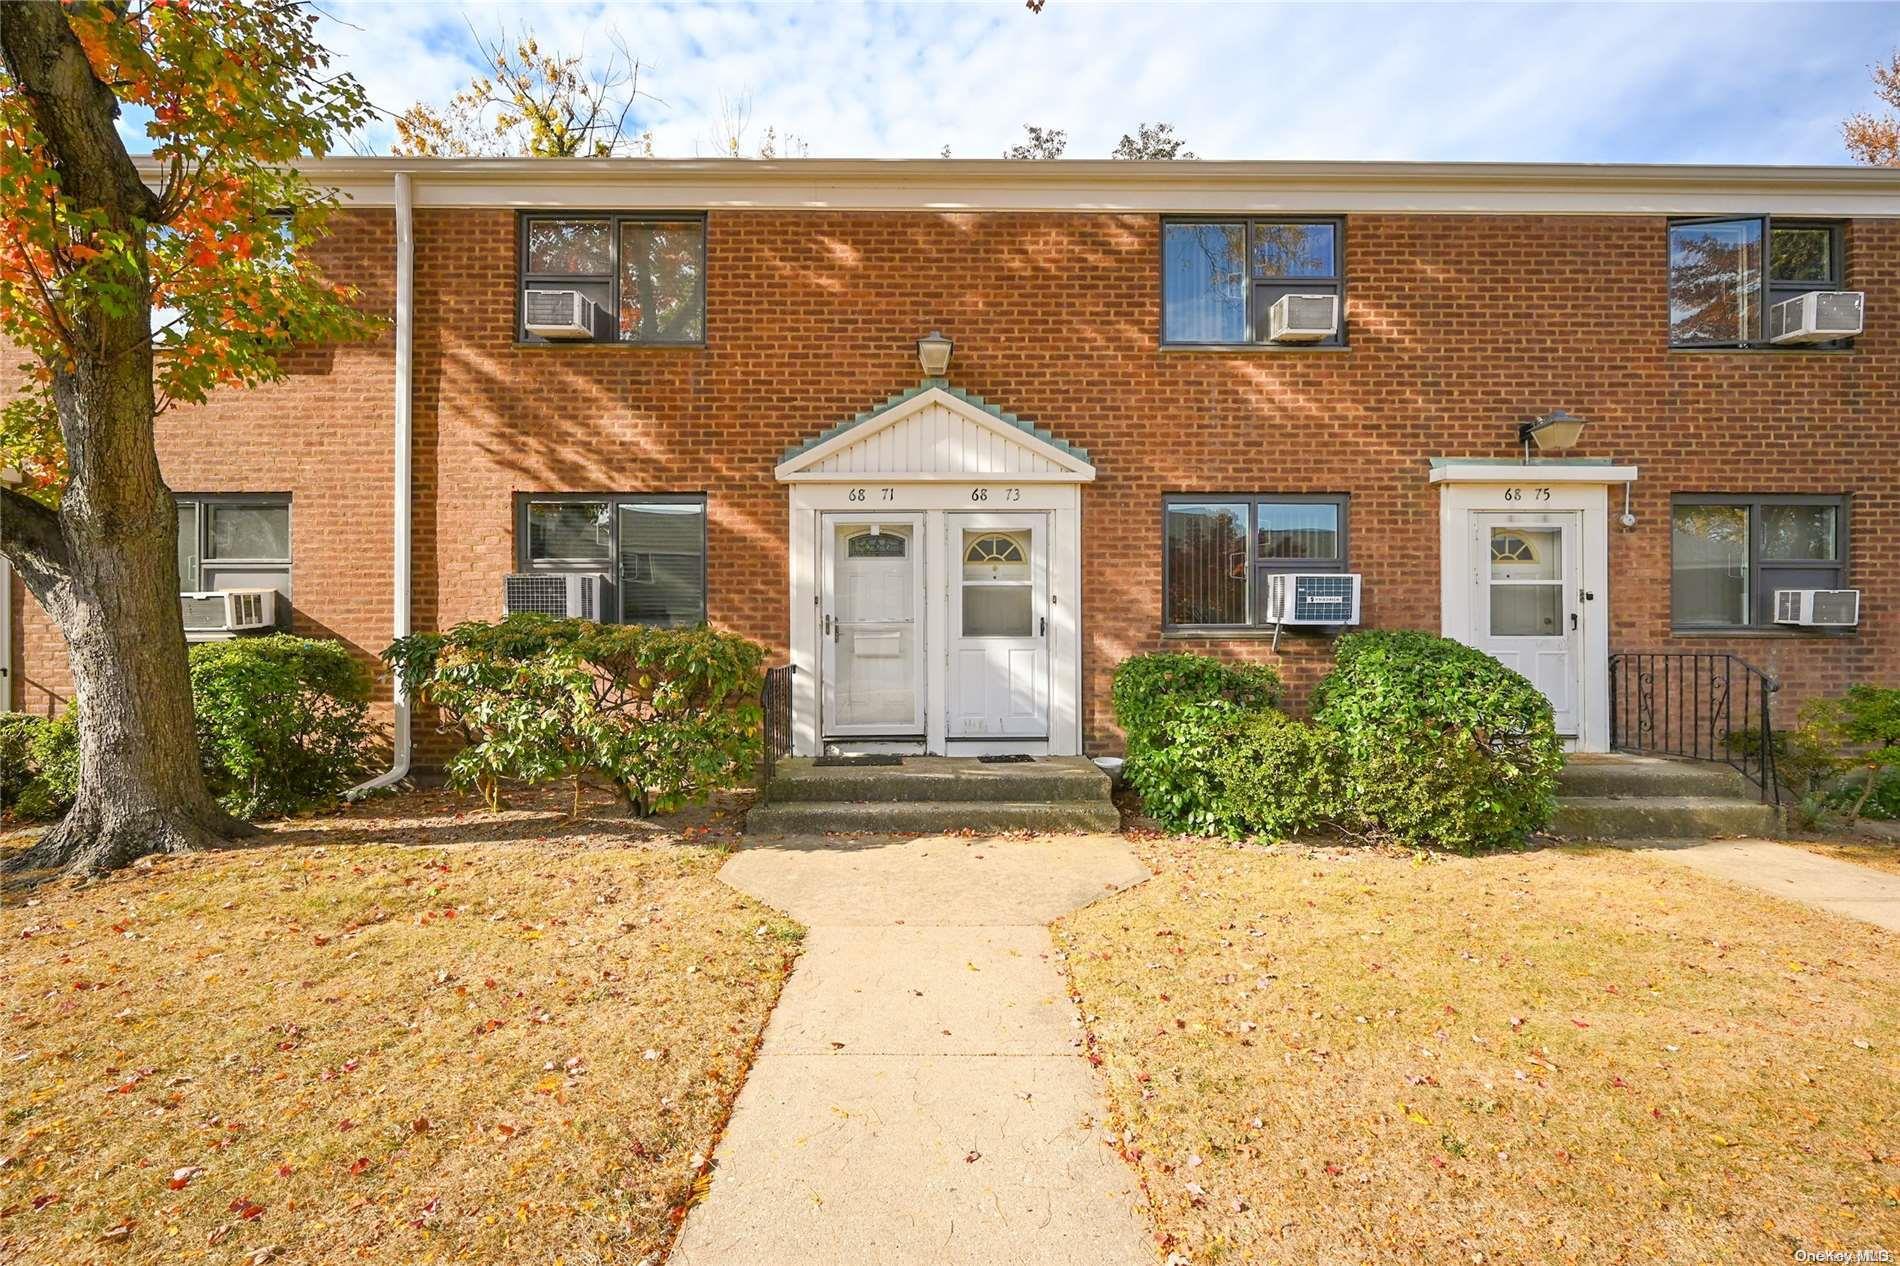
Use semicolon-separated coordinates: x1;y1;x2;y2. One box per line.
1039;616;1046;638
1569;612;1578;631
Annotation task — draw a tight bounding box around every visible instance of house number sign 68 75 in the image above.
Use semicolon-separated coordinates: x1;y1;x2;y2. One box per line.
1502;487;1552;502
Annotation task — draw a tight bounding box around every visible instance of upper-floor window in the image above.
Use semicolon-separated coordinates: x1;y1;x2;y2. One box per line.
176;494;291;601
1161;218;1345;347
517;214;706;345
1668;218;1845;348
516;493;707;626
1670;494;1847;630
1163;494;1348;630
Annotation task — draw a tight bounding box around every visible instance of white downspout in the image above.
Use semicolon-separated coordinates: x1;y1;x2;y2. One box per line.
347;170;414;797
0;466;21;713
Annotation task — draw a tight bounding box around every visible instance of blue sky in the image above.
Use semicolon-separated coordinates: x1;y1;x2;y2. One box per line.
286;2;1900;164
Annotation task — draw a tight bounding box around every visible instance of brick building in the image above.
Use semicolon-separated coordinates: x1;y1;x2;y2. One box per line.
3;158;1895;765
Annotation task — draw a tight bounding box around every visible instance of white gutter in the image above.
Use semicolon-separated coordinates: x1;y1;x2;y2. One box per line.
0;466;21;713
347;170;414;798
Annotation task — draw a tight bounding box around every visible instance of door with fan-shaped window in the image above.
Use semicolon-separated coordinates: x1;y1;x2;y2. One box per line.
947;514;1049;739
1471;512;1581;737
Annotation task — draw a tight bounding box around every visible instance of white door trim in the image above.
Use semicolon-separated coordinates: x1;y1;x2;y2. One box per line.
1469;510;1584;738
787;482;1082;757
1437;474;1623;752
819;511;927;740
945;510;1052;742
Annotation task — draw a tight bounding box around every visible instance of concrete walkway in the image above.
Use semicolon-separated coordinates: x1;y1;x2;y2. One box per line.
670;833;1154;1266
1632;838;1900;931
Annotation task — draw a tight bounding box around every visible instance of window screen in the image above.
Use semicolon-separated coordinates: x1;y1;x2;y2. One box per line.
517;494;707;627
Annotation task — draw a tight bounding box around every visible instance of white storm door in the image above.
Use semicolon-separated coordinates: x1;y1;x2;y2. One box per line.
1472;512;1582;737
820;514;926;737
947;513;1050;739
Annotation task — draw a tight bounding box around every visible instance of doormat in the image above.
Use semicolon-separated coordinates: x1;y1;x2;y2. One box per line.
814;754;904;767
977;754;1035;764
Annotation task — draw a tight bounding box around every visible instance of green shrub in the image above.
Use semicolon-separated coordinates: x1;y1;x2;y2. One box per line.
1;713;48;819
1207;710;1345;840
0;708;79;823
1784;685;1900;826
25;708;79;818
1111;653;1283;836
188;636;374;818
2;637;370;824
386;615;765;817
1311;630;1563;851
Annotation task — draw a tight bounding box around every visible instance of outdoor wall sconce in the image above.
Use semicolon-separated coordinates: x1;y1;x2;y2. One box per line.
917;330;954;377
1518;409;1588;458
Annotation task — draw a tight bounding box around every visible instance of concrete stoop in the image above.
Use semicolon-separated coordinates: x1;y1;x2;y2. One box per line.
746;756;1120;835
1553;754;1780;839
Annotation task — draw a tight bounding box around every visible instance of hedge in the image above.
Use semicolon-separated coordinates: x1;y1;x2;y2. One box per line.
1111;653;1282;836
2;636;372;823
1112;635;1563;852
385;615;765;817
1311;630;1563;850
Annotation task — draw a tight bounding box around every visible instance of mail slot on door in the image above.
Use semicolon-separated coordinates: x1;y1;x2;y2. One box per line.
853;631;903;658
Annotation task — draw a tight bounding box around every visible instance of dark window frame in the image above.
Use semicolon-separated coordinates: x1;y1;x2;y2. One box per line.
1160;216;1347;348
513;492;709;626
1161;493;1350;632
1669;492;1850;632
1667;216;1847;350
516;212;708;347
175;492;292;597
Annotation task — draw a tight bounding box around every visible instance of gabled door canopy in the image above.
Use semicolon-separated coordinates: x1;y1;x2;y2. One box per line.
775;381;1095;484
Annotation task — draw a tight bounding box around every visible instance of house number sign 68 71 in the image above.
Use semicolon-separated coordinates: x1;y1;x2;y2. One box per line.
845;487;896;502
1502;487;1553;502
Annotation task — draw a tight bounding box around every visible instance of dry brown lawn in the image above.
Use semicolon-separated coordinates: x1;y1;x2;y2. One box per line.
0;786;801;1266
1794;834;1900;876
1058;833;1900;1265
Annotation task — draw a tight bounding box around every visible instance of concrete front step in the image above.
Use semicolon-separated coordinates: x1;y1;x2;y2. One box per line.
745;798;1122;836
1557;754;1753;799
762;756;1110;804
1551;795;1780;840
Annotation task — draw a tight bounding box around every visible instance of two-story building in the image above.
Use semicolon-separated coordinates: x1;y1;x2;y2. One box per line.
4;158;1896;769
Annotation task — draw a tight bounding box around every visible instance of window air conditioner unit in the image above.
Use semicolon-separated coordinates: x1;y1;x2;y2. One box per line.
1264;573;1362;625
1773;588;1859;628
522;289;601;340
503;572;606;619
1266;293;1340;344
180;589;277;636
1767;290;1863;344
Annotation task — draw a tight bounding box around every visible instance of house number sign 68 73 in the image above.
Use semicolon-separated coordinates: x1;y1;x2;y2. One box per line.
1502;487;1553;502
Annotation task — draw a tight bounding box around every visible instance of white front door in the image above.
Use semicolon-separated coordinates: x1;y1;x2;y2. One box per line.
820;513;925;738
947;513;1050;739
1472;512;1582;737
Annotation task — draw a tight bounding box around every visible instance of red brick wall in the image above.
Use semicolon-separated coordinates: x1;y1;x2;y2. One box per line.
10;207;1897;754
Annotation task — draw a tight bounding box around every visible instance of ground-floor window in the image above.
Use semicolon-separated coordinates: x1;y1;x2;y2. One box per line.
1670;494;1847;630
515;493;707;626
1162;494;1348;630
175;493;291;599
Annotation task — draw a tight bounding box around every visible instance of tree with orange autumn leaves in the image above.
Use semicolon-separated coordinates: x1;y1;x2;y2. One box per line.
0;0;376;875
1844;50;1900;166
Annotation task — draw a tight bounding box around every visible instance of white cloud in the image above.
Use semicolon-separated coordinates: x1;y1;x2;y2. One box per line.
316;0;1900;163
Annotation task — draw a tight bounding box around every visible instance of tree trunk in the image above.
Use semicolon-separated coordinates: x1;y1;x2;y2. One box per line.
0;3;251;876
5;376;251;877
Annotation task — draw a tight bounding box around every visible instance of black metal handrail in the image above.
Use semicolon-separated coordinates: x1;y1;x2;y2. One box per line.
761;664;795;783
1608;651;1780;803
